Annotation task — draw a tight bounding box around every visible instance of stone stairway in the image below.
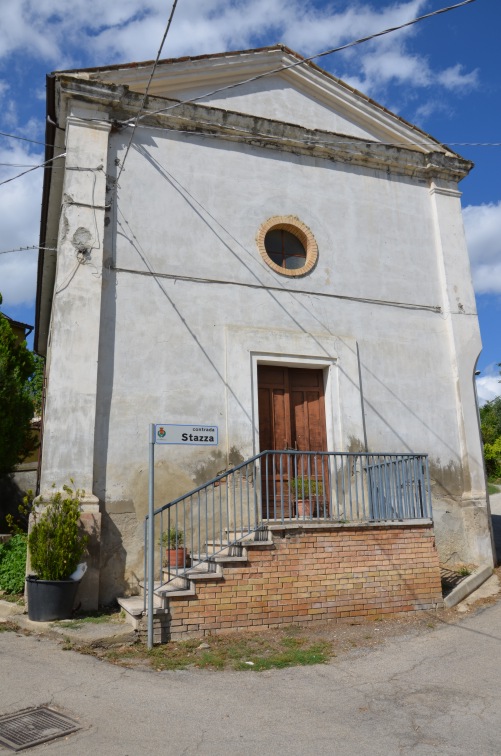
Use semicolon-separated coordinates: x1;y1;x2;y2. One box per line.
118;521;444;644
117;529;274;637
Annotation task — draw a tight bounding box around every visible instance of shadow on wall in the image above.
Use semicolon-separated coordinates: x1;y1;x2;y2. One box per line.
98;512;129;605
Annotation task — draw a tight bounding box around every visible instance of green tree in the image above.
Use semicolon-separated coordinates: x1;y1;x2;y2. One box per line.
26;353;45;416
484;437;501;479
480;395;501;445
0;294;35;476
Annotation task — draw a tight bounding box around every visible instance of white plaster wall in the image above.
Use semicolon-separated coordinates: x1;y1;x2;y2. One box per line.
87;125;490;594
114;132;440;307
163;75;381;139
97;128;463;490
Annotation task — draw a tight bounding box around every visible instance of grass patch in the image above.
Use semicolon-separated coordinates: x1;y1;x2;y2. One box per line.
51;607;123;630
102;629;334;672
0;621;17;633
488;482;501;495
0;592;24;604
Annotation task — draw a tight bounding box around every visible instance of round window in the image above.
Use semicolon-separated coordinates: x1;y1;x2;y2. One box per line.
257;216;318;277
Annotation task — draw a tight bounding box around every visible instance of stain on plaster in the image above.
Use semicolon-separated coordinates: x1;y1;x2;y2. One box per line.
130;461;195;521
228;446;245;466
191;449;225;486
429;458;464;498
72;226;92;251
347;436;366;453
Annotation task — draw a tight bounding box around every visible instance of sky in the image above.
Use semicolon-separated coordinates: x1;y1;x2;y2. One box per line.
0;0;499;402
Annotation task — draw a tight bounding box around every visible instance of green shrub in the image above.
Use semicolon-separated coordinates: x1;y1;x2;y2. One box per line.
0;534;27;594
290;477;323;498
484;437;501;480
28;484;87;581
159;527;184;549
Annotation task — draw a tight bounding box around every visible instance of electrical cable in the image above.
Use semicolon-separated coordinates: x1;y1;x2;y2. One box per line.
2;123;500;152
0;162;44;168
116;0;180;184
0;153;66;188
0;130;47;146
120;0;478;126
111;264;442;314
123;115;499;155
0;245;56;256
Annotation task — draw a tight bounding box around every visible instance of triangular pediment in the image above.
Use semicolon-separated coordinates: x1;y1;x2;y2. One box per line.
64;46;449;155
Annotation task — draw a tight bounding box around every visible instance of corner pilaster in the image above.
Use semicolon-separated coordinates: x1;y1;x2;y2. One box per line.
39;104;110;509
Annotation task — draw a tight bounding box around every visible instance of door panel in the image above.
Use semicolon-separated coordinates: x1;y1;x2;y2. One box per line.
258;365;328;518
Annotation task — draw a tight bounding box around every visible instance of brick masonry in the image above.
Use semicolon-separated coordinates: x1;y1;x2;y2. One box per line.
165;523;443;639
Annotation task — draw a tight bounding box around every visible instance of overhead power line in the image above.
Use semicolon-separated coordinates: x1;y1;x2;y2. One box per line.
2;120;500;152
116;0;180;184
0;245;56;256
122;0;477;126
0;0;479;190
125;113;500;152
0;153;66;188
0;130;47;147
0;162;44;167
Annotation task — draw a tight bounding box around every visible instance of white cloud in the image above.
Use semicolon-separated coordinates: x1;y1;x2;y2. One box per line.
476;365;501;406
413;99;452;124
463;202;501;295
0;0;488;314
437;63;478;91
0;142;43;308
0;0;480;104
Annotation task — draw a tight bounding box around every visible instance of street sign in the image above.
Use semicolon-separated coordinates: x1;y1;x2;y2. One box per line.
154;424;218;446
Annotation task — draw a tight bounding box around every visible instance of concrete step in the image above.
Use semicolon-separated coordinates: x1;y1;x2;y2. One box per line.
224;528;272;544
239;539;274;548
155;583;196;600
139;578;195;599
166;562;224;582
160;573;191;590
191;551;248;564
118;595;167;630
204;541;245;557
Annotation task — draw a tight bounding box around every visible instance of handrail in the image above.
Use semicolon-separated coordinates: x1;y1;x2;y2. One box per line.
150;449;431;518
144;450;433;622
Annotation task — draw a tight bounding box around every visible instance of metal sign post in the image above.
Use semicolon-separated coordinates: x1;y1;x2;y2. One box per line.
147;422;218;650
147;423;155;650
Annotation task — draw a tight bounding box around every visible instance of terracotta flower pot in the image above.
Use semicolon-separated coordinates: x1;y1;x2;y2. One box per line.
165;548;187;568
296;498;315;517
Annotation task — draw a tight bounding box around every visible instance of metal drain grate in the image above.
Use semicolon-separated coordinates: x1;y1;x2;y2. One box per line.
0;706;80;751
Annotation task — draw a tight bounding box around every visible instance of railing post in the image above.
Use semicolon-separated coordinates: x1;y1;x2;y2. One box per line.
147;423;155;650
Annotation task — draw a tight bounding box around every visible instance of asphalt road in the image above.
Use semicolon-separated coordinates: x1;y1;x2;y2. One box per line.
2;597;501;756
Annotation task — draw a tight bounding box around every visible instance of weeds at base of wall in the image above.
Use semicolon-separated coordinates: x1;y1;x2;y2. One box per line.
103;630;332;671
0;620;18;633
76;610;462;672
49;606;124;630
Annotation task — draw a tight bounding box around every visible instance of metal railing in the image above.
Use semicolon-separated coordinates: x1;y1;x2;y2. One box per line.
144;450;432;608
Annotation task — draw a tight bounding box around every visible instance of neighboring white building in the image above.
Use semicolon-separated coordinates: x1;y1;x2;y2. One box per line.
35;46;494;606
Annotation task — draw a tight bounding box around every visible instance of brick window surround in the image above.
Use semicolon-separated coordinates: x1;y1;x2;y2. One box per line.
257;216;318;277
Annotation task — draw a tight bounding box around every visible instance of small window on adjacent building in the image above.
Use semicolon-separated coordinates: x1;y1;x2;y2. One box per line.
257;216;318;277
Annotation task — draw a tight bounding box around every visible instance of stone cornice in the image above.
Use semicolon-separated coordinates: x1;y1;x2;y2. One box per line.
56;76;473;183
68;47;451;155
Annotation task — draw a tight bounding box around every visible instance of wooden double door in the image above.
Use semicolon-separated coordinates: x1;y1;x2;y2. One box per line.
258;366;328;517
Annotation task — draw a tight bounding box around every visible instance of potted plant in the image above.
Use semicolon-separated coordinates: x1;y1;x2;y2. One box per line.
160;527;187;569
26;483;88;621
290;477;323;517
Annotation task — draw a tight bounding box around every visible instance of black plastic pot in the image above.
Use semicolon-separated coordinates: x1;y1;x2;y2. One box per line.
26;575;79;622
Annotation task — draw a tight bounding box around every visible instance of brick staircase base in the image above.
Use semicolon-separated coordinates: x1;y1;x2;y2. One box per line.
120;521;443;644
